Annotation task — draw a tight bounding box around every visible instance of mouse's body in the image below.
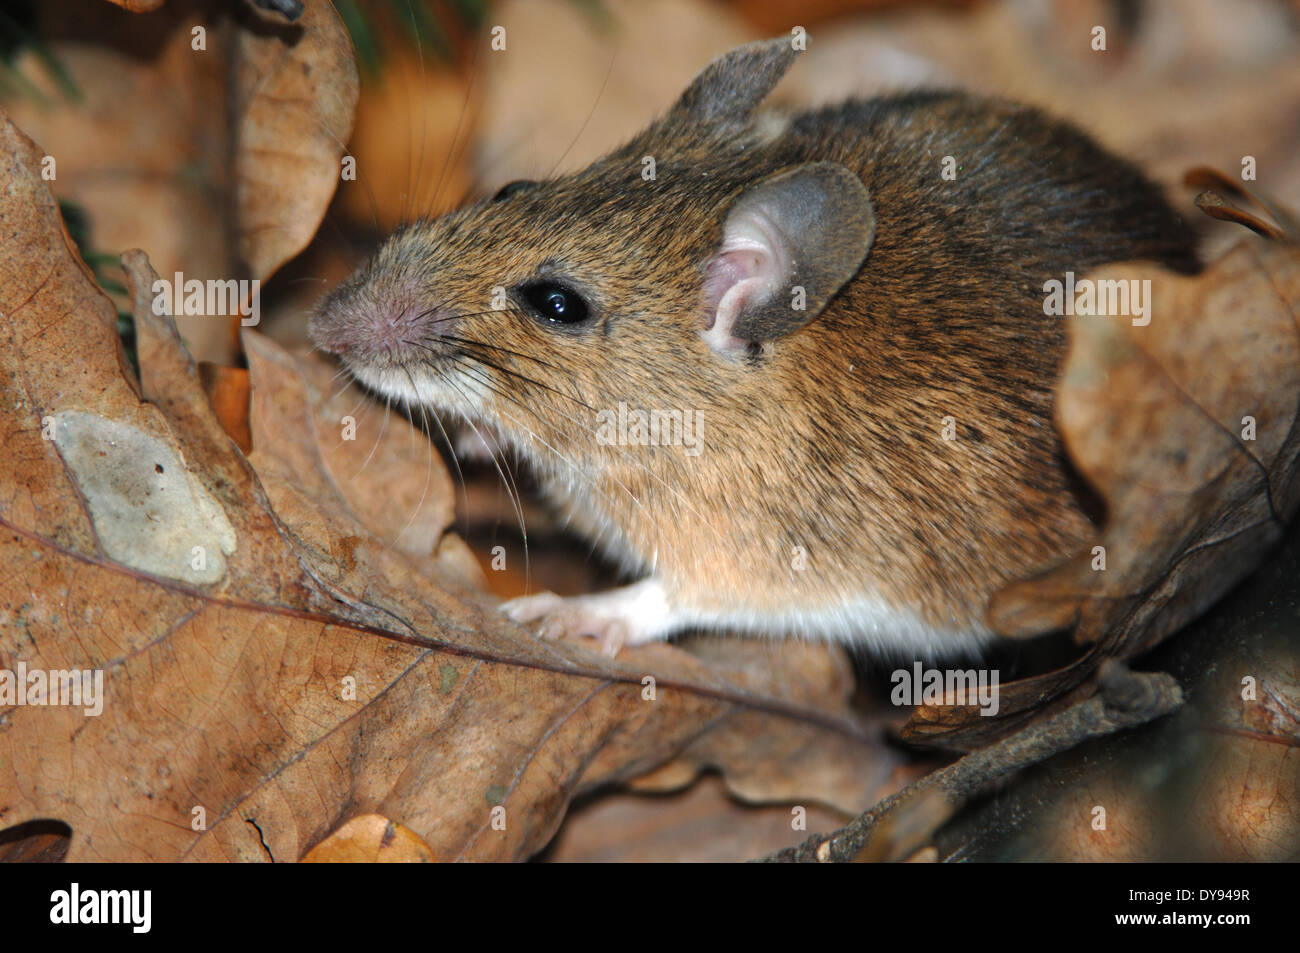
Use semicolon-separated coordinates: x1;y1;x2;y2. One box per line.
310;39;1198;657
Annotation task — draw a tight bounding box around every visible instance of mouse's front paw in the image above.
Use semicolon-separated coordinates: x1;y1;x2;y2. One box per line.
501;580;673;658
502;592;631;656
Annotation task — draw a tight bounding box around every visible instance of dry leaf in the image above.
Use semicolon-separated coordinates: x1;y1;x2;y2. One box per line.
300;814;436;863
233;0;359;281
1;0;358;362
625;637;912;813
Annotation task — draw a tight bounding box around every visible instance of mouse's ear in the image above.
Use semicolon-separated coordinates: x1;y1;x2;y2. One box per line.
701;162;875;353
672;38;799;128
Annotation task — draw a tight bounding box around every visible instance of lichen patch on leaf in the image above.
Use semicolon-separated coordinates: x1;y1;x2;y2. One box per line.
50;411;238;585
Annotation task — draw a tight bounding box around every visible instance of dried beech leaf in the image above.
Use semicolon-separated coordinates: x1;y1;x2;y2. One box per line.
544;775;853;863
234;0;359;281
0;113;890;861
300;815;436;863
1;0;358;363
626;637;905;813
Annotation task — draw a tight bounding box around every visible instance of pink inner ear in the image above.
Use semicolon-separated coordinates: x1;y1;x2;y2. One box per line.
701;243;768;333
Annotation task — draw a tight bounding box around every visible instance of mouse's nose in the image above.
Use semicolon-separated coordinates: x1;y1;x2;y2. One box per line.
309;280;457;366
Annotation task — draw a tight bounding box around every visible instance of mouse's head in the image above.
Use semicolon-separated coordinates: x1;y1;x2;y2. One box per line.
310;38;874;491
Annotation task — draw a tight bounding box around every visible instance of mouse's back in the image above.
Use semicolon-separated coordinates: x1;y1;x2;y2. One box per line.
726;88;1198;648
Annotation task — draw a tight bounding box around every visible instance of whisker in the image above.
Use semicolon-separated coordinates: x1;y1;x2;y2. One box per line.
403;0;427;226
408;339;594;413
442;369;531;589
451;365;656;583
427;20;486;220
445;337;590;412
450;122;543;208
443;356;652;548
354;389;391;476
307;79;383;235
438;333;560;369
391;364;460;550
546;50;617;179
335;340;742;589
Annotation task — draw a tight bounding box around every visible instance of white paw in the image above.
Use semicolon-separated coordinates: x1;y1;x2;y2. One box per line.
502;592;629;656
501;580;674;658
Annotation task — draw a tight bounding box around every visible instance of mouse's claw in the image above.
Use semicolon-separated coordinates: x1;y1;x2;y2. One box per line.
502;590;565;625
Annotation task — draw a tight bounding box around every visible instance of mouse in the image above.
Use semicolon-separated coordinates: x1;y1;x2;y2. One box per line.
309;37;1199;658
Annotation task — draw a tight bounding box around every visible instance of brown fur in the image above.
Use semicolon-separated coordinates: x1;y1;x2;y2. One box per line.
311;40;1198;645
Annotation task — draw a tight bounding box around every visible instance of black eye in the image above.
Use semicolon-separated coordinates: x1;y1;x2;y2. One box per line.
520;281;590;326
492;179;537;201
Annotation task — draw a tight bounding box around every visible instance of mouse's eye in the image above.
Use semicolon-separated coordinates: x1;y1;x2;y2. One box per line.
492;179;538;201
520;281;591;326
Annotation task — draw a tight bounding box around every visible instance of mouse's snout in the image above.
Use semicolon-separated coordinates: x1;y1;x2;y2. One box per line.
309;276;457;370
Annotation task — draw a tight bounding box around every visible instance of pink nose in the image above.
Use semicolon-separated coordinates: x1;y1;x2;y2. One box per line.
308;316;358;357
309;287;455;366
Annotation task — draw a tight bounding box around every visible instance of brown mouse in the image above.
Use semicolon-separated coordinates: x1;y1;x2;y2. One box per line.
309;38;1198;657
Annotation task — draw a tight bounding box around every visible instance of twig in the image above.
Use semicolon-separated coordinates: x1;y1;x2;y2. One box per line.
759;660;1184;862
